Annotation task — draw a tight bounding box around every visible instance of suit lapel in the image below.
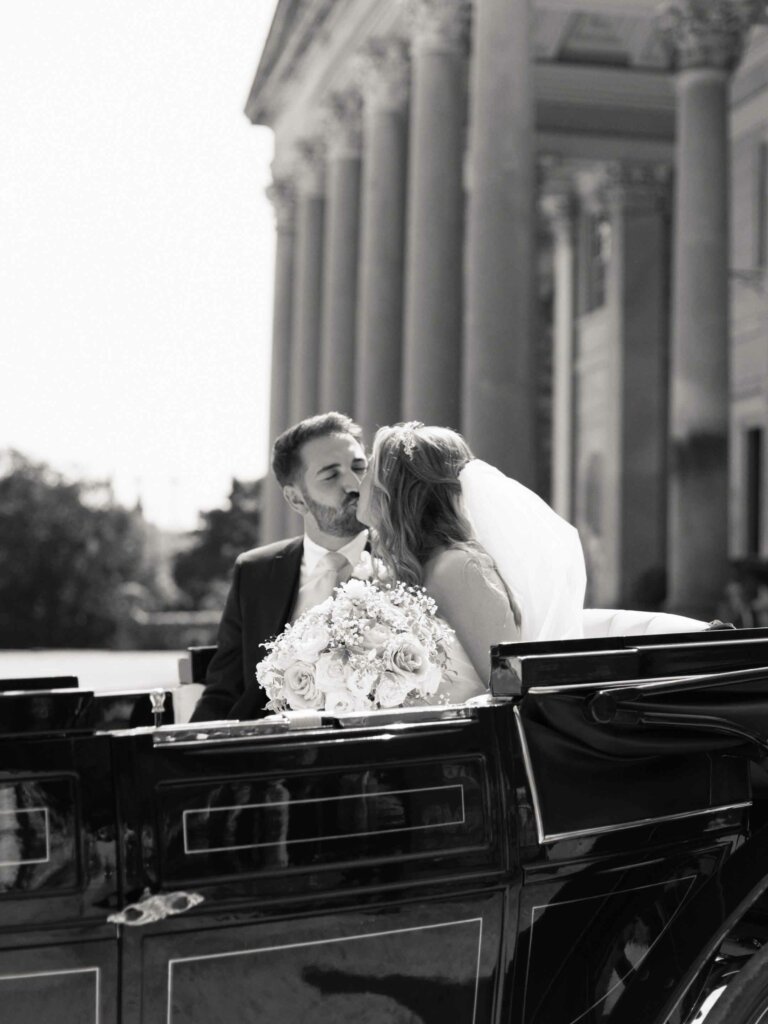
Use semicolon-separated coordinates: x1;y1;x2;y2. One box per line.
266;538;303;636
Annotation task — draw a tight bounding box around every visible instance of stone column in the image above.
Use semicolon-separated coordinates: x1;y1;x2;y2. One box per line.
355;37;410;441
262;176;297;544
541;183;578;522
402;0;469;427
319;89;363;415
604;162;672;608
659;0;760;616
463;0;536;484
290;137;326;425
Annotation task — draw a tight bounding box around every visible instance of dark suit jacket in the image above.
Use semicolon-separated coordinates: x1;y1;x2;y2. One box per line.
190;536;303;722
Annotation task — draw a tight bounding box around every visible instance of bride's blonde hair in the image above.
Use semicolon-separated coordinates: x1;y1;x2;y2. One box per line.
367;423;475;586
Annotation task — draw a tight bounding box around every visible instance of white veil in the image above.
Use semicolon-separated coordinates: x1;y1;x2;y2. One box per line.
459;459;586;642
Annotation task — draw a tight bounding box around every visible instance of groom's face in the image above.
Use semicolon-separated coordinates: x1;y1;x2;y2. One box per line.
287;433;368;539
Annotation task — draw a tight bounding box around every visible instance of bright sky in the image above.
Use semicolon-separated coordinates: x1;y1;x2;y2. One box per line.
1;0;278;530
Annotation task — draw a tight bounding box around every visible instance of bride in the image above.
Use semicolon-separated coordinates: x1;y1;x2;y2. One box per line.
356;422;586;702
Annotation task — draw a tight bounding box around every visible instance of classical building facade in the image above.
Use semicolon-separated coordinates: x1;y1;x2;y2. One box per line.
247;0;768;620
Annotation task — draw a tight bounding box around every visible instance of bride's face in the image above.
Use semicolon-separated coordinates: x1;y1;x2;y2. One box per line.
356;461;376;528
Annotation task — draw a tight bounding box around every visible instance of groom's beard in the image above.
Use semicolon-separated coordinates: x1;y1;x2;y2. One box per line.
301;490;364;537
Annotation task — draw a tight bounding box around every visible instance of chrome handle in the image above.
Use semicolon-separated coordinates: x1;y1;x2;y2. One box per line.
149;688;167;728
107;888;204;927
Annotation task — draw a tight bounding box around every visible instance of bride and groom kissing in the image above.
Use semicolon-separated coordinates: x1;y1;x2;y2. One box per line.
191;411;586;723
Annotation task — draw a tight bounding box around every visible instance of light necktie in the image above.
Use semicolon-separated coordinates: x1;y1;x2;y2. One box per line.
293;550;352;620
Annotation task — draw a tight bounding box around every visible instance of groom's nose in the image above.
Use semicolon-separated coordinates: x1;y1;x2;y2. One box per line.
341;470;360;493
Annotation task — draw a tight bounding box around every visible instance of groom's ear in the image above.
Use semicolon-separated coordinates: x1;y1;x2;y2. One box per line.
283;483;307;516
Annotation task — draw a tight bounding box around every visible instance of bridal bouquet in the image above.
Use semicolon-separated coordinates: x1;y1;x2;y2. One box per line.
256;578;454;713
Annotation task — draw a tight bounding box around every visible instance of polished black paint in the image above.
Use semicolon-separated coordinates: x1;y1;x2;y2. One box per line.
3;635;768;1023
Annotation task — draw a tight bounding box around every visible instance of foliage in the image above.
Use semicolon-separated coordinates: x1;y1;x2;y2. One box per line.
173;478;262;608
0;450;160;648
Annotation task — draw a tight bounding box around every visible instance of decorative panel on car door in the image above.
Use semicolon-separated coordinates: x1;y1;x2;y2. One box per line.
128;892;504;1024
0;735;117;930
0;937;118;1024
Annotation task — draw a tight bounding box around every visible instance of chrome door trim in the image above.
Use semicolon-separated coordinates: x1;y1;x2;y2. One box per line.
512;706;751;845
525;663;768;697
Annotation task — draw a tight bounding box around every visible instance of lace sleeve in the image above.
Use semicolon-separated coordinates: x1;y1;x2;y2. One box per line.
426;549;520;682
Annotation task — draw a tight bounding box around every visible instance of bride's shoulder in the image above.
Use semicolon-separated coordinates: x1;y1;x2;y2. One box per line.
424;543;491;588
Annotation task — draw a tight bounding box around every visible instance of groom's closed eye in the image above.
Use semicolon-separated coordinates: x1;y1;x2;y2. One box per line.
319;463;367;480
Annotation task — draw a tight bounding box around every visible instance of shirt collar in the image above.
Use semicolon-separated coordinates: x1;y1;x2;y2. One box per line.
303;530;368;576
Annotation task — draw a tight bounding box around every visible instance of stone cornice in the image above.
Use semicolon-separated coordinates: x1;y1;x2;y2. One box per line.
656;0;763;72
355;36;411;112
245;0;339;126
323;88;364;159
404;0;471;57
266;176;297;232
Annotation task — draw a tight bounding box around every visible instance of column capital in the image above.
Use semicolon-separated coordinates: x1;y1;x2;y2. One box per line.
571;164;610;217
404;0;471;57
355;36;411;112
657;0;762;72
541;190;578;241
538;156;578;229
266;175;297;232
604;160;673;213
294;136;327;196
323;88;363;159
539;160;577;230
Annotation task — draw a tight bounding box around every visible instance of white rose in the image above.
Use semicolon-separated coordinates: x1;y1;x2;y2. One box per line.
382;634;434;683
339;577;368;600
356;621;392;651
272;646;298;671
374;671;410;708
293;621;331;662
323;689;362;714
282;662;324;710
350;552;373;581
314;650;350;692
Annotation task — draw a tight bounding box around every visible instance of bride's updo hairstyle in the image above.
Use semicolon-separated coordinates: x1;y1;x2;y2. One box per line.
367;423;475;587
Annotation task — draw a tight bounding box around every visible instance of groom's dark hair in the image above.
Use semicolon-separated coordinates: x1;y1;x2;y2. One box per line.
272;412;364;487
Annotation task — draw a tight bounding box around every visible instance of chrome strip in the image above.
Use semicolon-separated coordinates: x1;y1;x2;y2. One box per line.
166;918;483;1024
526;662;768;696
539;802;752;844
513;706;546;845
154;711;474;747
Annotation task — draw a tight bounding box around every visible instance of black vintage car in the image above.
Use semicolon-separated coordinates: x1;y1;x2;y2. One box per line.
5;628;768;1024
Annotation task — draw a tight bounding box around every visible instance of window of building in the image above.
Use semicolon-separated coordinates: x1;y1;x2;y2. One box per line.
745;426;763;556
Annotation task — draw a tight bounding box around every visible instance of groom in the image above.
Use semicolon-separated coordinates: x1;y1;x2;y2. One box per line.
191;411;369;722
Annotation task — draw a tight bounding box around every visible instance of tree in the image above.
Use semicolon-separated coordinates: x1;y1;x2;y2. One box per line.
173;477;262;608
0;450;157;647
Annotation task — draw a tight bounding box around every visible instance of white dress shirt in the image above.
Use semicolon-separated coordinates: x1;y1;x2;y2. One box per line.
291;530;368;621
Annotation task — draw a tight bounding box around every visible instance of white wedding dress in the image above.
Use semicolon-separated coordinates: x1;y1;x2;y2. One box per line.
418;460;587;705
433;630;487;704
423;546;519;705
